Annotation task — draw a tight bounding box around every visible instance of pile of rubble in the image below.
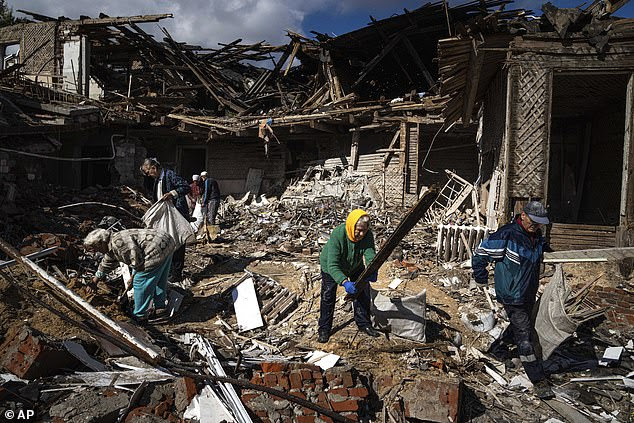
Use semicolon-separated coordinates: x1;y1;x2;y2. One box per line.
0;175;633;423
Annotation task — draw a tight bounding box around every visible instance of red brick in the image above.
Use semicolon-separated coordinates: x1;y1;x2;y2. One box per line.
255;410;268;417
300;369;312;380
401;377;461;421
312;371;322;380
250;374;263;385
327;376;342;387
324;370;338;382
0;326;75;379
342;413;359;421
289;390;306;400
282;418;292;423
261;361;287;373
331;399;359;412
263;373;277;386
297;416;315;423
289;372;302;389
341;372;354;388
348;387;369;398
328;387;348;397
302;407;316;415
241;393;259;403
321;417;333;423
304;382;316;389
278;375;290;390
317;392;327;402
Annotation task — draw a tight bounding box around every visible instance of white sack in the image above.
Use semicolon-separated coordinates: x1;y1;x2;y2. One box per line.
142;200;195;248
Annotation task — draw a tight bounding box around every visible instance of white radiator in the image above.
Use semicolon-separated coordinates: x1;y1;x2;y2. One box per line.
437;224;491;262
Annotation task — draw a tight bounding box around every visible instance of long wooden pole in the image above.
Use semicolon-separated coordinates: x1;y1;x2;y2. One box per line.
348;186;438;299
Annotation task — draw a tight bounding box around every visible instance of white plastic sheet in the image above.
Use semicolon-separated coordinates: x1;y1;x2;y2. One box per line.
142;200;195;248
534;264;578;359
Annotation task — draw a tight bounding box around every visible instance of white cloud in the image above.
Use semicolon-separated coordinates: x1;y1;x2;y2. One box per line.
8;0;332;47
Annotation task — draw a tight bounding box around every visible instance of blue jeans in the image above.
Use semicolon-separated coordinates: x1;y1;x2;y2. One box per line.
133;254;173;318
318;270;372;335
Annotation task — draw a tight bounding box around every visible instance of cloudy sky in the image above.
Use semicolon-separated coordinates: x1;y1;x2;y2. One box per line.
8;0;634;48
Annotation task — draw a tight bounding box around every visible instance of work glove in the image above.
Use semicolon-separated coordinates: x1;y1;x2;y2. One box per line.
342;280;357;295
364;271;378;283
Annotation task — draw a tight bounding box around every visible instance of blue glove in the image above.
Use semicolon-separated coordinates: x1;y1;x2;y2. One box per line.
342;280;357;295
364;271;378;283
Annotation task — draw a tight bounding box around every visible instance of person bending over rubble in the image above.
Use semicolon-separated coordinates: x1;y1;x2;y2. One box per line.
317;209;379;343
472;201;554;400
84;228;176;323
140;158;190;284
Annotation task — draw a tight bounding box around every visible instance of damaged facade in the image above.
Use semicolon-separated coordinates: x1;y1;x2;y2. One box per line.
439;0;634;250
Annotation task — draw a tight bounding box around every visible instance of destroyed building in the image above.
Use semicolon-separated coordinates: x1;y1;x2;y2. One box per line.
1;1;634;423
439;0;634;250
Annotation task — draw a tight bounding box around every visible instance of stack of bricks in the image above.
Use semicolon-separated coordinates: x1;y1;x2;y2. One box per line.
242;361;369;422
585;284;634;328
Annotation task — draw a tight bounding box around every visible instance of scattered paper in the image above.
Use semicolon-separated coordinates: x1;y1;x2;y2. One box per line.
599;346;624;366
509;374;533;390
388;278;403;289
232;277;264;332
625;340;633;351
305;350;340;370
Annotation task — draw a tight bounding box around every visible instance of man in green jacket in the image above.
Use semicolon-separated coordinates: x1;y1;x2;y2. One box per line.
318;209;379;343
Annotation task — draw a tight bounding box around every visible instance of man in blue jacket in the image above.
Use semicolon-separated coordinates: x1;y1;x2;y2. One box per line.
472;201;554;399
141;158;191;283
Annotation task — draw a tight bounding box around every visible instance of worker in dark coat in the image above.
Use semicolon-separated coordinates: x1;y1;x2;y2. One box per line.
140;158;190;283
472;200;554;399
317;209;379;343
200;171;221;225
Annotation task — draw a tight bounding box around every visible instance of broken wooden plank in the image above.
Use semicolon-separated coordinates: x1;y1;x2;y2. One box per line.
0;246;59;269
349;186;438;297
543;247;634;263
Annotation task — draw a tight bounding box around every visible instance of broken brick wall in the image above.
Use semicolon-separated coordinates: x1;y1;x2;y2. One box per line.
588;285;634;328
0;22;57;77
242;362;370;422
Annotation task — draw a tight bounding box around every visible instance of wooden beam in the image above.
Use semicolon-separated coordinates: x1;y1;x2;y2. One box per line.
62;13;173;27
348;187;439;298
462;39;484;125
383;129;402;166
619;73;634;246
351;130;360;171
